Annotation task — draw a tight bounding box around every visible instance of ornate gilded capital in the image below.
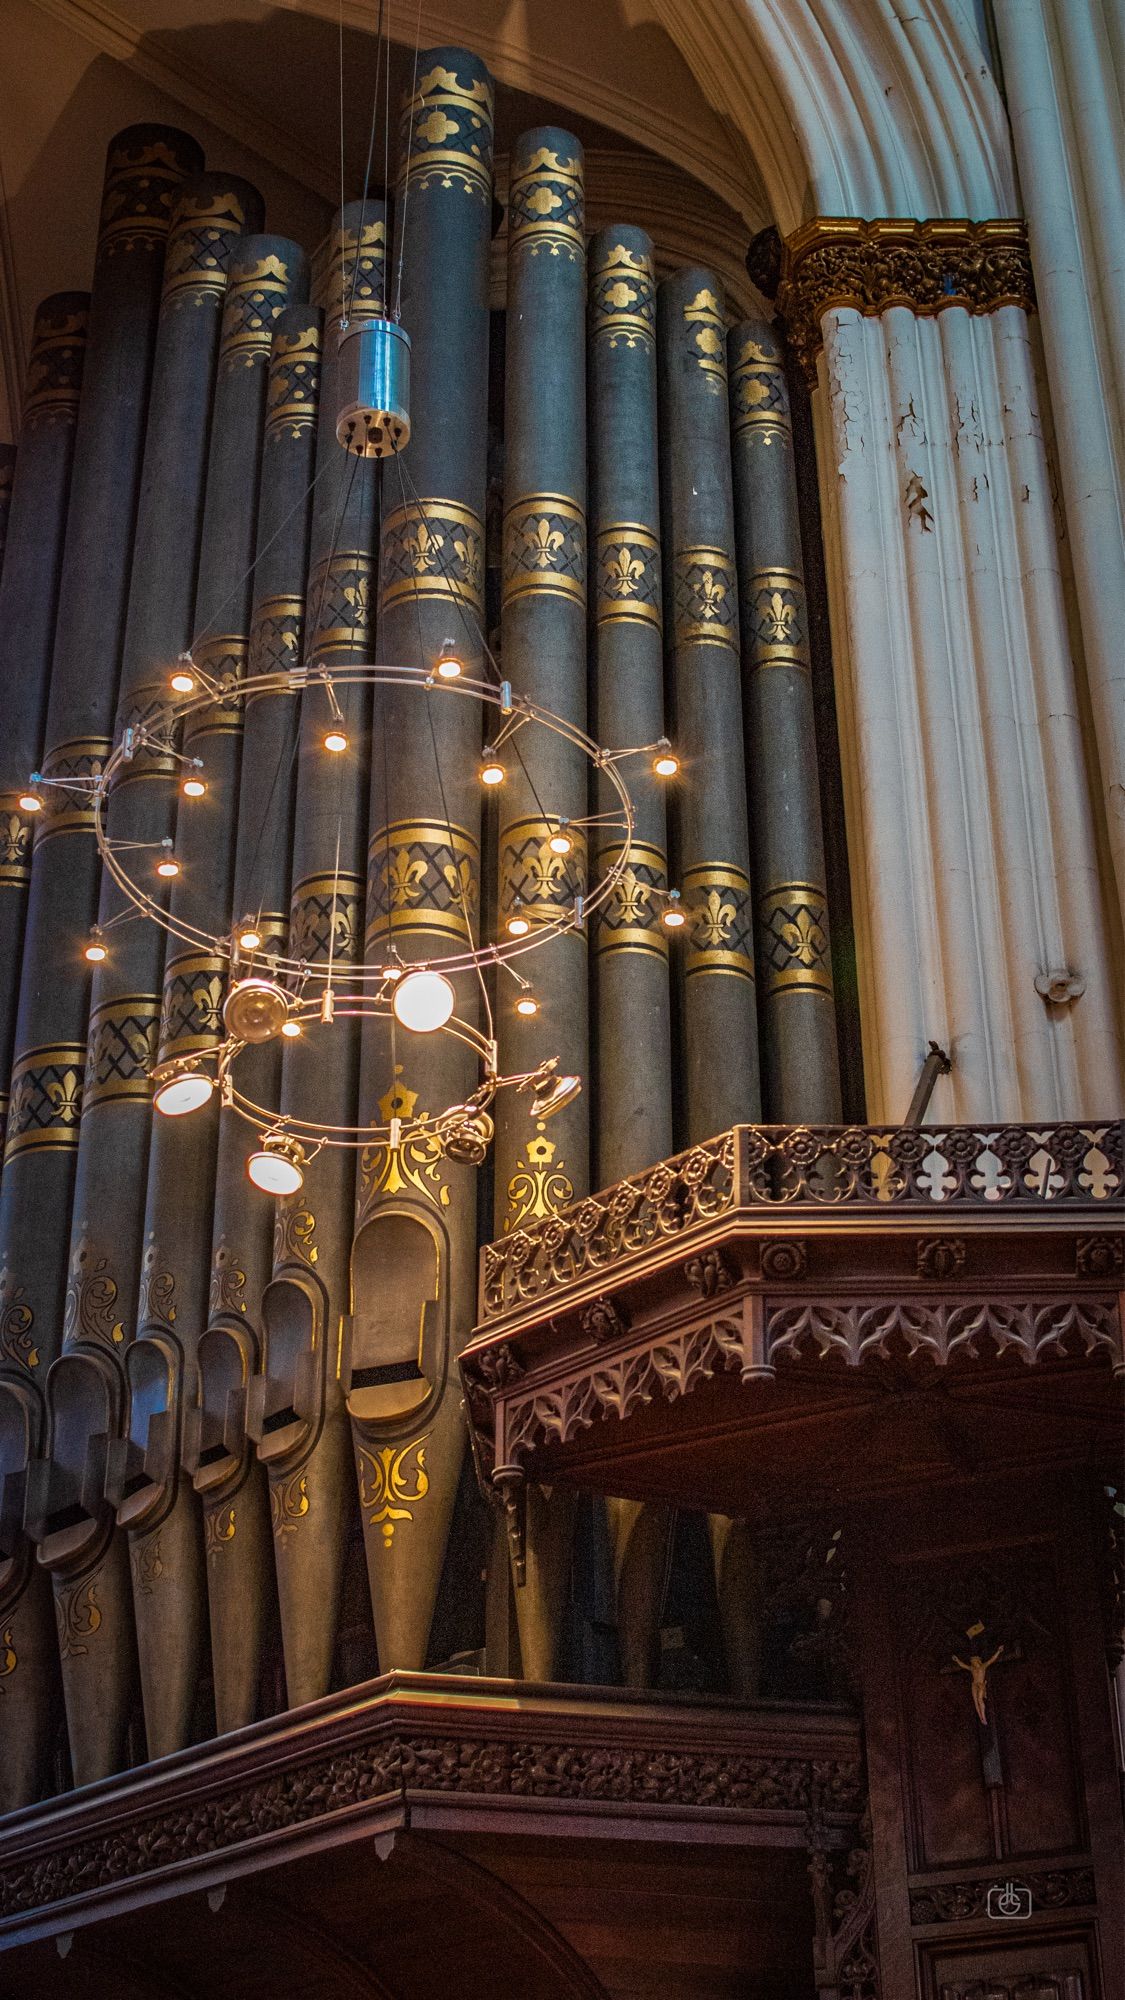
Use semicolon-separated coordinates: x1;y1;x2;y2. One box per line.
777;217;1034;382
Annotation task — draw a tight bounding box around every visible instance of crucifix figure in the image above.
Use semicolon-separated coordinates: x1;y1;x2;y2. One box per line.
951;1641;1005;1726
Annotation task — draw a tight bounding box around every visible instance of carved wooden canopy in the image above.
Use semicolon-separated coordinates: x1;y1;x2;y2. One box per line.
461;1122;1124;1544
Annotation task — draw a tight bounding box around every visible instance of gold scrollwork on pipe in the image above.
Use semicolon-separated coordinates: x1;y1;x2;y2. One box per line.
264;321;321;441
592;840;669;959
158;951;227;1060
398;59;494;203
671;547;737;650
273;1201;319;1270
219;252;300;371
356;1433;430;1546
499;817;588;924
34;738;112;844
682;863;755;980
289;872;365;965
594;524;661;629
204;1503;237;1556
682;284;726;391
590;241;655;348
161;185;257;312
505;1127;573;1233
64;1234;126;1346
508;144;584;260
305;550;374;659
97;131;197;262
0;1262;39;1372
778;216;1035;383
366;821;479;950
380;500;485;618
320;217;386;332
502;495;586;608
84;995;161;1108
741;568;809;672
21;301;87;431
54;1578;103;1659
729;329;792;443
757;883;834;998
269;1470;309;1539
3;1044;87;1162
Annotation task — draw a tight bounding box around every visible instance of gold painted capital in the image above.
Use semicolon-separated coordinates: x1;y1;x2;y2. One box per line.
590;240;656;349
161;187;256;312
265;321;321;441
22;303;87;430
219;253;300;370
779;216;1034;382
319;217;386;332
399;58;494;204
380;500;485;620
508;145;584;260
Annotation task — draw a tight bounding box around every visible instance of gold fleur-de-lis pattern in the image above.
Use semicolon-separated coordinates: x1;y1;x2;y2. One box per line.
31;738;111;845
161;183;258;314
366;822;479;950
158;953;227;1060
673;547;738;649
380;501;485;619
398;57;494;203
508;141;584;260
682;864;755;980
190;631;250;734
219;249;301;370
592;841;669;959
743;569;809;672
21;298;87;431
590;239;656;348
0;803;32;887
729;328;792;444
500;819;588;925
264;319;321;442
682;285;727;391
96;129;199;263
4;1046;87;1162
355;1435;431;1546
505;1128;574;1232
84;997;161;1108
305;550;374;660
594;525;661;630
502;495;586;608
289;873;365;965
248;596;305;682
758;884;834;998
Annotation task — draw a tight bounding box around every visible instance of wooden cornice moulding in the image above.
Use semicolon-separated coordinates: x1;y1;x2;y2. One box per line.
778;217;1035;381
0;1673;863;1943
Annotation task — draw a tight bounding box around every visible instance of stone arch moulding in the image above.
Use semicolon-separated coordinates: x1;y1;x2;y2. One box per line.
643;0;1018;229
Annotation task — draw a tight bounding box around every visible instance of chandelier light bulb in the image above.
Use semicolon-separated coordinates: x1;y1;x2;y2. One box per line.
170;669;195;695
653;742;679;778
280;1018;302;1038
247;1133;305;1197
515;994;538;1017
182;775;206;798
18;788;42;814
237;925;262;952
479;750;505;786
435;643;463;680
84;934;107;963
506;904;531;938
153;1068;214;1117
548;828;572;856
662;891;686;930
323;727;348;754
156;855;180;879
392;967;455;1034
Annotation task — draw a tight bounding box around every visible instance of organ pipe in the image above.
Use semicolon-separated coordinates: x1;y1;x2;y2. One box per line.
193;302;322;1732
0;127;199;1810
127;235;308;1759
729;320;841;1123
0;445;15;576
588;224;673;1687
493;129;588;1679
260;204;383;1707
352;48;494;1671
43;172;263;1786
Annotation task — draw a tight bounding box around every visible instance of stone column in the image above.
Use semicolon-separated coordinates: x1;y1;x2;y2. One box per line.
781;220;1124;1118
